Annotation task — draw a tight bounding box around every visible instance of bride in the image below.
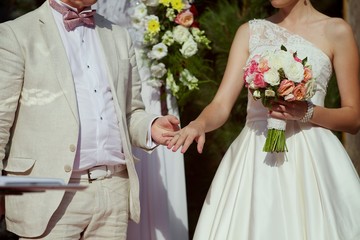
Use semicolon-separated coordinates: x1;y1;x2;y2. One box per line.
167;0;360;239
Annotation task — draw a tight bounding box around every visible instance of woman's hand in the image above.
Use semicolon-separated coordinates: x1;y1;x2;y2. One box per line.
165;121;206;154
269;100;308;121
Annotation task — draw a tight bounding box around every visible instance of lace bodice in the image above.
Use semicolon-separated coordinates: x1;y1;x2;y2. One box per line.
246;19;333;122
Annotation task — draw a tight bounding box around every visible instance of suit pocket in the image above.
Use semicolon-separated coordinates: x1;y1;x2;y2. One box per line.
3;157;36;174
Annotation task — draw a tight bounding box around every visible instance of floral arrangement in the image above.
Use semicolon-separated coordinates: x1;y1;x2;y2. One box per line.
244;45;316;153
128;0;211;103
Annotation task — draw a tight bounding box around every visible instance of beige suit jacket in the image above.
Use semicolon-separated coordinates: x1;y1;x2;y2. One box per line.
0;1;155;237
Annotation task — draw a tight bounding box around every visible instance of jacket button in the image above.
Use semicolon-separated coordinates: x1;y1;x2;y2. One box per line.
64;165;72;172
69;144;76;152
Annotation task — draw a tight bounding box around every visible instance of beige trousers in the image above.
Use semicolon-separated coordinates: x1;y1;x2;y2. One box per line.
20;169;129;240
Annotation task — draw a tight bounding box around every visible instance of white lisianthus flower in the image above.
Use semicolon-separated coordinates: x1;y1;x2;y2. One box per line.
180;37;198;58
180;69;199;90
150;62;167;78
147;42;168;60
130;17;145;30
172;25;191;44
283;60;305;83
245;73;255;85
263;68;280;86
133;3;148;18
162;30;174;46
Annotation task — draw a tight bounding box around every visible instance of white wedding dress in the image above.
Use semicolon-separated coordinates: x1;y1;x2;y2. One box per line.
95;1;189;240
193;19;360;240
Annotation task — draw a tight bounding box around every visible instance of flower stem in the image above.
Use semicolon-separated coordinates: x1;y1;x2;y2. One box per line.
263;129;288;153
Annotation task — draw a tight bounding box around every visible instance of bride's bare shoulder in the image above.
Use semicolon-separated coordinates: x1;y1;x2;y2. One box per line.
323;17;355;40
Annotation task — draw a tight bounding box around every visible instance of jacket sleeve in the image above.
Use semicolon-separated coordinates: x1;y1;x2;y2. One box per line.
122;28;158;149
0;22;24;169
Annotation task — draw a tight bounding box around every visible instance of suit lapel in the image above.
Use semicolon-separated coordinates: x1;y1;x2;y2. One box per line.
95;15;125;120
95;15;119;91
38;2;79;123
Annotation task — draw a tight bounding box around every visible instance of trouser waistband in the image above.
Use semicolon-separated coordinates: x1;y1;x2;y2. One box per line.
71;165;127;183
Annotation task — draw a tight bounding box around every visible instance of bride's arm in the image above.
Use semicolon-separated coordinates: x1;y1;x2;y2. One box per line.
311;18;360;134
167;23;250;153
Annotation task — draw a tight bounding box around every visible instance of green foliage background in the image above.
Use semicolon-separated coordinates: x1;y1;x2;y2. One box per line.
0;0;343;239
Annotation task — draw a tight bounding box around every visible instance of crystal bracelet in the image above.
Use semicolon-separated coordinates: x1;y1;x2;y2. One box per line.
299;101;314;123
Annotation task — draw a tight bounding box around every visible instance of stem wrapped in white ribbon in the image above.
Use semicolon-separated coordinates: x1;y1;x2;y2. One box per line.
263;117;288;153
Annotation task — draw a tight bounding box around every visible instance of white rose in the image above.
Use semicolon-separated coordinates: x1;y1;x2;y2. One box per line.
172;25;191;44
147;43;168;60
283;60;304;83
268;51;292;70
180;37;198;58
245;71;256;85
263;68;280;86
150;62;167;78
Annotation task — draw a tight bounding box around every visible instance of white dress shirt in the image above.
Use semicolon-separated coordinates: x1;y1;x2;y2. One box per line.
50;1;127;170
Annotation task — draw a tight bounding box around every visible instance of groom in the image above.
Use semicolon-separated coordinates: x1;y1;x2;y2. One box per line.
0;0;179;239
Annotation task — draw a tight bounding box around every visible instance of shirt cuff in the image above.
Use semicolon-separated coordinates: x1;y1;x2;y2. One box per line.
146;116;161;148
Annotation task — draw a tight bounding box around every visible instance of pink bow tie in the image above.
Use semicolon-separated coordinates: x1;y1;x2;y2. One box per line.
49;0;96;31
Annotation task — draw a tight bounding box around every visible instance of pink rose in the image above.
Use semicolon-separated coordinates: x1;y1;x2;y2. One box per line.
248;60;259;74
254;73;267;88
277;79;295;96
258;59;270;73
303;67;312;82
293;83;306;100
175;10;194;27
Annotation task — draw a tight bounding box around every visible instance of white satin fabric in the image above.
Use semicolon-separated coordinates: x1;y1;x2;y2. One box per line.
193;19;360;240
96;1;189;240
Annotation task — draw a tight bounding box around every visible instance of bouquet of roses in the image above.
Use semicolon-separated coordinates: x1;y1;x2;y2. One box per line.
243;45;316;153
128;0;211;102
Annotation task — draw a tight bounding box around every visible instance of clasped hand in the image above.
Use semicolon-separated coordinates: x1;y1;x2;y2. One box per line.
151;115;181;145
164;121;206;154
268;99;308;121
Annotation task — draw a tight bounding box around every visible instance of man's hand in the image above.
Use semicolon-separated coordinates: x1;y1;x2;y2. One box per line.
151;115;180;145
